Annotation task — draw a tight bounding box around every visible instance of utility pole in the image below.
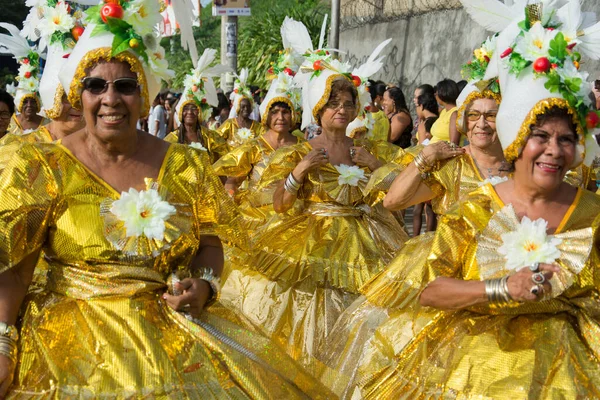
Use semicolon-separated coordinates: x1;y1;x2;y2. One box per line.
330;0;340;49
220;15;238;92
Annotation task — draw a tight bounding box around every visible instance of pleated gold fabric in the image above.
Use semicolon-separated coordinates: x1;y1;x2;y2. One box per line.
220;139;409;375
0;142;334;399
164;126;230;164
212;135;303;234
324;184;600;400
565;163;597;190
6;115;47;137
216;119;266;147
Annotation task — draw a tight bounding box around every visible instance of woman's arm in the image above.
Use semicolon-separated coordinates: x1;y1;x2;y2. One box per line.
389;112;412;142
448;111;460;145
383;162;435;211
223;176;246;197
417;120;431;144
420;264;559;311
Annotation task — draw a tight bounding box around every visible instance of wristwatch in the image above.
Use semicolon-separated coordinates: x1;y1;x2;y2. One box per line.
0;322;19;341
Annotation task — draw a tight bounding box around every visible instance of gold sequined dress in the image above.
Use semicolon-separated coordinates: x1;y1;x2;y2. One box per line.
164;126;230;163
219;140;409;375
212;135;303;234
217;118;266;147
0;142;333;399
6;114;46;136
342;184;600;399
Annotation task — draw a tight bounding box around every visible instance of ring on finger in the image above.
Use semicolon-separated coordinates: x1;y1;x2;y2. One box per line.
350;148;356;157
449;142;457;149
530;284;543;296
529;262;540;272
531;272;546;285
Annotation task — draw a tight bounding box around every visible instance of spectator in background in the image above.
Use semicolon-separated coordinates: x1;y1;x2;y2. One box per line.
165;96;178;133
411;83;435;144
367;80;390;142
430;79;459;145
208;92;231;130
382;86;413;148
593;79;600;110
148;93;167;139
456;80;468;93
249;85;261;122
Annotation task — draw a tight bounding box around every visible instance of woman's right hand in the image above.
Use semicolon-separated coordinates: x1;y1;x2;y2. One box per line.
506;263;560;302
0;354;15;398
292;148;329;181
421;141;465;163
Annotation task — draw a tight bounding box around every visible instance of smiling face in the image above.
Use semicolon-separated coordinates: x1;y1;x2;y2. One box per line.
182;103;200;126
53;94;84;134
381;90;395;114
239;98;252;119
22;97;39;117
0;101;10;133
514;115;577;191
465;98;499;151
267;103;292;134
81;60;141;140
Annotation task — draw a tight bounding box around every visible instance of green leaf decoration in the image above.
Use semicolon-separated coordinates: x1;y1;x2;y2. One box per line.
548;32;567;61
85;5;100;23
508;52;529;75
91;23;109;37
111;33;129;55
565;77;582;93
105;17;131;33
544;71;561;93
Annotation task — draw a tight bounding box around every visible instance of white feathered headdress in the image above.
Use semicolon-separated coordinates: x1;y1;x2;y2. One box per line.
176;48;230;123
228;68;255;119
0;23;42;113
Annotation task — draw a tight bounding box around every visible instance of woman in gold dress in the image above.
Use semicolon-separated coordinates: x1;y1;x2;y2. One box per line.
217;69;266;147
0;7;334;399
325;5;600;397
163;49;229;164
213;70;303;234
220;50;409;375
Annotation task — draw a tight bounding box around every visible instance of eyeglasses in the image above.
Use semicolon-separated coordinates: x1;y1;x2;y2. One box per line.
81;77;139;95
183;105;199;114
325;101;356;111
466;111;497;122
0;112;11;120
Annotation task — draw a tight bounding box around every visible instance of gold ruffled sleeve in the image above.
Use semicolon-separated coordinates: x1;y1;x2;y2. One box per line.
257;142;311;189
168;145;247;250
202;126;231;162
362;145;419;197
164;131;178;143
564;163;597;190
212;142;257;178
0;142;57;273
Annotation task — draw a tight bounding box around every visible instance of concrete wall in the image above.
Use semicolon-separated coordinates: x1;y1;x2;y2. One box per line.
340;3;600;110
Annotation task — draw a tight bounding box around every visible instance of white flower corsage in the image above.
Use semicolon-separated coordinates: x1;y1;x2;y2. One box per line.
101;182;189;257
235;127;253;142
477;175;509;187
498;214;562;271
189;142;207;151
335;164;366;186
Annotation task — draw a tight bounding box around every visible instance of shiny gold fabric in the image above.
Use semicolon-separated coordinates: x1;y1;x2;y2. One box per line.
6;114;45;136
565;163;597;190
220;139;409;375
212;135;303;234
370;110;390;142
164;126;230;164
323;184;600;399
216;118;266;147
0;142;332;399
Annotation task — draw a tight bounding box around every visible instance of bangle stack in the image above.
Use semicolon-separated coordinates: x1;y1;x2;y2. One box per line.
284;173;302;195
0;322;18;364
197;267;221;308
485;276;518;308
414;152;435;176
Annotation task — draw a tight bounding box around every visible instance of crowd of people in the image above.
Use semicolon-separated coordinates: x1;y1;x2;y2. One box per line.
0;0;600;399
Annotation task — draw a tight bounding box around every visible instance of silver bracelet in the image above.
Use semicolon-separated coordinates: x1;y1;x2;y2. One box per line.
485;276;517;308
197;267;221;307
284;173;302;195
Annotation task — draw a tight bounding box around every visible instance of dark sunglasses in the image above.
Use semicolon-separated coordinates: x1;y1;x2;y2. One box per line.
82;77;139;95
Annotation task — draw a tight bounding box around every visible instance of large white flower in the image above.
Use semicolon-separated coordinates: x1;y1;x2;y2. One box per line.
5;82;17;96
145;46;174;81
335;164;366;186
110;188;176;241
123;0;161;35
514;22;557;62
20;77;39;92
497;214;562;270
189;142;207;151
38;3;75;37
277;72;293;91
18;63;35;78
21;7;43;42
235;127;253;142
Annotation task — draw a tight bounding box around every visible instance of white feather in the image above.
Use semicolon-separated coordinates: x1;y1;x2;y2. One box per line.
459;0;516;32
239;68;248;85
196;48;217;74
171;0;199;67
0;23;33;59
556;0;581;33
579;21;600;60
204;78;219;107
206;64;231;77
351;38;391;78
366;38;392;64
281;16;313;54
318;14;328;50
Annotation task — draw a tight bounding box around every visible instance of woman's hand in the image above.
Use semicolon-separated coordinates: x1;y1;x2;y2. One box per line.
0;354;15;399
421;141;465;163
351;146;382;171
506;263;560;302
292;148;329;181
163;278;212;318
